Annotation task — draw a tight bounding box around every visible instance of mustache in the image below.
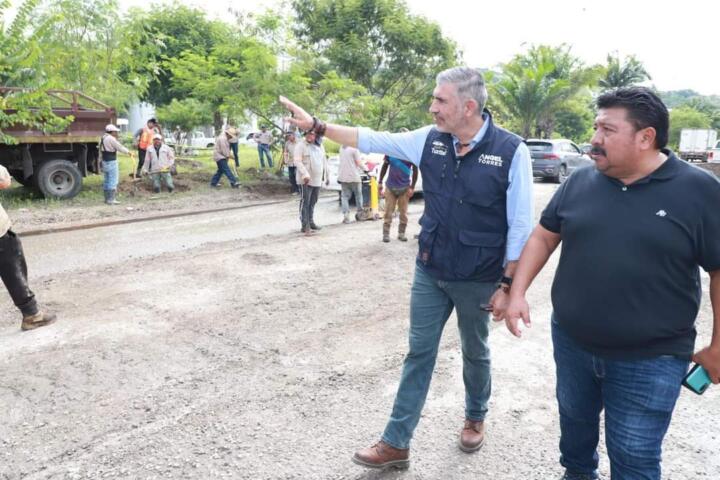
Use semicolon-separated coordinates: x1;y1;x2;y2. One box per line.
590;146;607;156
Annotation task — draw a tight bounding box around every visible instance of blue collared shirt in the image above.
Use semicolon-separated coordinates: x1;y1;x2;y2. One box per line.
357;116;533;261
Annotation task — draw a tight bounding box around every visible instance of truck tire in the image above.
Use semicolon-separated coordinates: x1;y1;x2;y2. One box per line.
35;159;83;199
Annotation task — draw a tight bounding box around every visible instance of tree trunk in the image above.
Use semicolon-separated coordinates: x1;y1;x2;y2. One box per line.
213;111;223;136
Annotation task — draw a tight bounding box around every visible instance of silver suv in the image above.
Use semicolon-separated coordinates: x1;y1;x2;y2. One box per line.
527;139;594;183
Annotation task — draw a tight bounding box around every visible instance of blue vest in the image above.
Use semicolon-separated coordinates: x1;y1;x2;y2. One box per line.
417;111;521;281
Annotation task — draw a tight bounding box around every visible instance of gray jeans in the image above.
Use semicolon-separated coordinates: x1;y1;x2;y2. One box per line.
340;181;363;214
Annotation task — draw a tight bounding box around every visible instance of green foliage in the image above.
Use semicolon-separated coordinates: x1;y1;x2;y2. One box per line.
669;106;712;150
554;96;595;143
491;45;597;139
24;0;148;112
124;5;229;107
292;0;457;130
0;0;44;86
0;1;72;143
156;99;213;132
599;53;650;90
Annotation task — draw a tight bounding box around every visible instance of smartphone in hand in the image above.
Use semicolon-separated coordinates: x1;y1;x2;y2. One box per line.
682;363;712;395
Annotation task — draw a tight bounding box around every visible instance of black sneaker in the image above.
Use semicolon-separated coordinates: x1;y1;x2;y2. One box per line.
231;183;241;189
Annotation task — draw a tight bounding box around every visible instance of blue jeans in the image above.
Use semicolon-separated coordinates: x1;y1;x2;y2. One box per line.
102;159;119;190
382;266;495;449
230;142;239;167
552;320;689;480
258;144;273;168
210;158;239;187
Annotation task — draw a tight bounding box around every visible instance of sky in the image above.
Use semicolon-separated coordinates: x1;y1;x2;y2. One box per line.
8;0;720;95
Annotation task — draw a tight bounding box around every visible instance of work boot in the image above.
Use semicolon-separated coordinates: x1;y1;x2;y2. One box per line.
342;213;351;224
168;187;174;194
352;441;409;469
458;419;486;453
153;186;161;194
309;223;322;231
103;190;111;205
21;311;57;331
382;224;390;243
398;224;408;242
107;190;120;205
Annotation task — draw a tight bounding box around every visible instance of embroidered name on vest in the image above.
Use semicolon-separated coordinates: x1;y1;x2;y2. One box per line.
431;141;448;156
478;154;503;167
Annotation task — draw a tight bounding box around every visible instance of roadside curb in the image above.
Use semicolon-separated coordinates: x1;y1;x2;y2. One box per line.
16;198;294;238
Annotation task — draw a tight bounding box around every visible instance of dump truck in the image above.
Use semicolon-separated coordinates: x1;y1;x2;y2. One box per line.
0;87;116;199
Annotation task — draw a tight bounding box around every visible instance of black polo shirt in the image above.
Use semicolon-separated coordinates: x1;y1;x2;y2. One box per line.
540;151;720;359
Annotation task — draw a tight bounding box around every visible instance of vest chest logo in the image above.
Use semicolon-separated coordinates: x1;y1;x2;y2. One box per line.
431;141;448;156
478;154;503;167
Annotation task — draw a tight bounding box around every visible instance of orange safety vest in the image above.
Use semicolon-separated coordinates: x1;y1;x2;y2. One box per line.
138;126;154;150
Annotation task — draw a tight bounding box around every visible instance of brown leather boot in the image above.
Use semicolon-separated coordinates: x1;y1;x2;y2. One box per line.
21;311;57;331
398;223;408;241
352;440;409;469
458;419;486;453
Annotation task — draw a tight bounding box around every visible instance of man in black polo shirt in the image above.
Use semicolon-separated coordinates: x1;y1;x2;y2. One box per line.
502;87;720;480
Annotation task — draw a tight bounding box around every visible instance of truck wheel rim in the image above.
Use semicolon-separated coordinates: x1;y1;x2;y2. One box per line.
49;170;74;194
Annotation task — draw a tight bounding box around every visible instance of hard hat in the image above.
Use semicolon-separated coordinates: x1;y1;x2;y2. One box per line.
153;133;163;140
105;124;120;132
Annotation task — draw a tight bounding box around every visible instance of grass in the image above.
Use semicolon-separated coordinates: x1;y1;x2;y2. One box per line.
0;144;287;210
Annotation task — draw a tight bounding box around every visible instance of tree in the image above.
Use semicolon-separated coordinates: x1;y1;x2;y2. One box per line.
0;0;71;144
165;33;280;134
292;0;458;130
599;53;651;90
668;106;711;150
554;96;595;143
123;5;229;107
491;45;596;138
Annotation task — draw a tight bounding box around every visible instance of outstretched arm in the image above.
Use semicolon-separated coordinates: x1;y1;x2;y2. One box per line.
280;96;359;148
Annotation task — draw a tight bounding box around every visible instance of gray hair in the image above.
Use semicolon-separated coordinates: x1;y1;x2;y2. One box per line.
436;67;488;114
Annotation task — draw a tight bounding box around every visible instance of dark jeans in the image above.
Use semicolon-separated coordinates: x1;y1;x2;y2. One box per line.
0;230;38;317
299;184;319;230
136;148;146;175
230;142;239;167
288;166;299;193
552;320;688;480
211;158;239;187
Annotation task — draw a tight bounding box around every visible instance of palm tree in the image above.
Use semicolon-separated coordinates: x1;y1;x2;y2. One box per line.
491;45;596;139
599;53;651;89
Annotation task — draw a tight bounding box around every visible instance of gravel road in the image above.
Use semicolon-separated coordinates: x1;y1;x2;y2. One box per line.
0;182;717;480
